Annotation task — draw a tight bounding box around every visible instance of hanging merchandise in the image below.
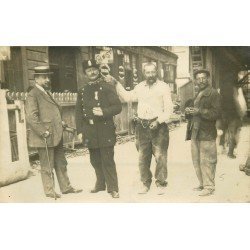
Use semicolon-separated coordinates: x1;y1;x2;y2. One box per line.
118;65;125;80
95;48;114;64
133;68;138;84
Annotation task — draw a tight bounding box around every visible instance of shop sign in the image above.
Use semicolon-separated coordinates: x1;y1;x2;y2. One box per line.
95;48;113;64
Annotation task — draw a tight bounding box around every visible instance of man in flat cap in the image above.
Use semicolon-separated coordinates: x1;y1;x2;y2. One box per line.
185;69;221;196
25;66;82;199
75;60;122;198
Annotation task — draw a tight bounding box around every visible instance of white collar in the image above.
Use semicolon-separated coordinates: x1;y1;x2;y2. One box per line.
143;79;159;86
36;84;48;94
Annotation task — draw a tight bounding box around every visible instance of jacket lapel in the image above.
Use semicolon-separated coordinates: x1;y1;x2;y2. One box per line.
34;86;58;106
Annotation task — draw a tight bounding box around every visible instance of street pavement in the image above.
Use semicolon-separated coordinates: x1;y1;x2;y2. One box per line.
0;123;249;203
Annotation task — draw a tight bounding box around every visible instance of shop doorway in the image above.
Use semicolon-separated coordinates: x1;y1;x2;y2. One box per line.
48;47;77;92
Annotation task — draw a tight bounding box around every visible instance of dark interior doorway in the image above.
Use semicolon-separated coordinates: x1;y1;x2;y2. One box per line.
49;47;77;92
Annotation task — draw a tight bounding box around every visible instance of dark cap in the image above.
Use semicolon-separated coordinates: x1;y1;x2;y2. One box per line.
193;69;210;78
83;59;99;71
34;66;53;75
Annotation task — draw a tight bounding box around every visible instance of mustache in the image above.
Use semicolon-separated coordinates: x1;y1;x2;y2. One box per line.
147;77;156;80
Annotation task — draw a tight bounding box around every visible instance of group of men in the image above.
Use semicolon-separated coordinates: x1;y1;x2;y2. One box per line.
25;60;222;199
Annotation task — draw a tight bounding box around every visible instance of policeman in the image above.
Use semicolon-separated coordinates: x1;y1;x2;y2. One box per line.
75;60;122;198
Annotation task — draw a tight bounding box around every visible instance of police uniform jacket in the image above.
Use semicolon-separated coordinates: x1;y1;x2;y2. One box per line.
75;79;122;149
25;86;63;148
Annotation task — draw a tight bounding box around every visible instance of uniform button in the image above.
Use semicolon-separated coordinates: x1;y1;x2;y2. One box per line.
97;103;100;106
84;114;87;117
104;122;107;125
108;139;111;142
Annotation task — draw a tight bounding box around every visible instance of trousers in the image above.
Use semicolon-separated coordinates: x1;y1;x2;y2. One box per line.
89;147;118;192
191;139;217;190
135;122;169;188
37;140;72;195
219;118;241;156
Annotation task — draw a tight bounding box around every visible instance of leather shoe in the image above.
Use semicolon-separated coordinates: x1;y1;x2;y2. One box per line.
239;164;246;171
110;191;119;198
157;186;166;195
90;188;106;193
62;187;83;194
199;189;214;197
138;184;149;194
193;186;204;191
46;193;61;199
227;154;236;159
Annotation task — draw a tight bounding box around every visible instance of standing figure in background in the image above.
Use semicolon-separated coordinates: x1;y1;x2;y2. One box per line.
75;60;122;198
219;73;247;159
185;69;221;197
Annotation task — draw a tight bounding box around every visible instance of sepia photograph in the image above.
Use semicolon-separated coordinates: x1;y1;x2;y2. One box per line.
1;1;250;250
0;46;249;203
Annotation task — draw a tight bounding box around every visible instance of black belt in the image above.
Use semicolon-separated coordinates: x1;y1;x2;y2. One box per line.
136;117;158;128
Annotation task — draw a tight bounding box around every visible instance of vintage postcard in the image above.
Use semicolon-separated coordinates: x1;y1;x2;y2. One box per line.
0;46;249;202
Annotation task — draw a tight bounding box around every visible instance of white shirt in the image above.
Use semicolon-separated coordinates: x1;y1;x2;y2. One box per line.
116;79;173;123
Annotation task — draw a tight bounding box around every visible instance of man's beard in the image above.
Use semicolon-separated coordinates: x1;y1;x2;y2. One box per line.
146;77;157;84
42;82;51;91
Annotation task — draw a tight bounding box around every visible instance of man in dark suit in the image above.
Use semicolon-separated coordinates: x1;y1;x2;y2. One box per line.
75;60;122;198
25;66;82;199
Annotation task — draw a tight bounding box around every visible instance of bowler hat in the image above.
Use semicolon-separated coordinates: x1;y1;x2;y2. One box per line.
34;66;53;75
193;69;210;78
83;59;99;71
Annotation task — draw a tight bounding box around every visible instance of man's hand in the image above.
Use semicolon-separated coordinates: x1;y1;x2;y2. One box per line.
185;107;199;115
185;107;192;114
93;107;103;116
77;133;83;142
149;120;159;130
188;107;200;116
42;130;50;138
104;75;118;85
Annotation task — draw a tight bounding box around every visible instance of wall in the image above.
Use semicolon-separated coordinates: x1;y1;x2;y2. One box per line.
178;80;194;112
21;47;49;91
172;46;190;79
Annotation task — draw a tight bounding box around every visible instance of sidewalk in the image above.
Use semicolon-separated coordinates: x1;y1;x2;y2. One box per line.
0;123;249;203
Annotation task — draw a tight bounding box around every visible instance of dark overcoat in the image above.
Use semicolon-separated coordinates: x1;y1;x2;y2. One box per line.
190;85;221;141
25;86;63;148
75;80;122;149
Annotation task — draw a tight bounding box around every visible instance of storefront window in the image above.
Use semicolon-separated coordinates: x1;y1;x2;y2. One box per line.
164;64;176;83
2;47;23;91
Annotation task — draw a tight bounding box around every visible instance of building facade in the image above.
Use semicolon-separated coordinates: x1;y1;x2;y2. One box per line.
175;46;250;115
0;46;178;93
